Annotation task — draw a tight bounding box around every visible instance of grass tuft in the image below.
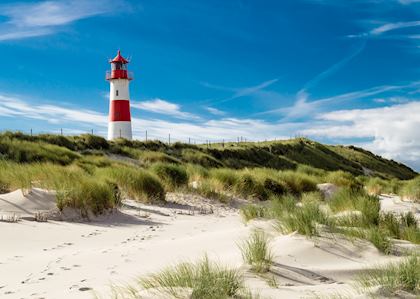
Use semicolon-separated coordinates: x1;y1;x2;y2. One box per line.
239;230;273;273
357;255;419;296
139;255;247;299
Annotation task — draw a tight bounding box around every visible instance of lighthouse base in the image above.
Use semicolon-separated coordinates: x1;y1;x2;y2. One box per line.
108;121;132;140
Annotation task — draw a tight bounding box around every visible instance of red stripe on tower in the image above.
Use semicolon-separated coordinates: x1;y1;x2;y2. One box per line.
109;100;131;121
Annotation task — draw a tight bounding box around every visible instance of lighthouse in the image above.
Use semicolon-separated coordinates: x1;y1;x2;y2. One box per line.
106;50;133;140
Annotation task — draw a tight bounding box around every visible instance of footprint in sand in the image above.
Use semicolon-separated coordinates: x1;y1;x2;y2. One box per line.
79;287;92;292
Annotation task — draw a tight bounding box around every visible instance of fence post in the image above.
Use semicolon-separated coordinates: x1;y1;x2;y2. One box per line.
60;128;63;136
30;128;32;136
222;139;224;148
145;130;148;141
168;133;171;145
119;129;121;138
237;137;239;145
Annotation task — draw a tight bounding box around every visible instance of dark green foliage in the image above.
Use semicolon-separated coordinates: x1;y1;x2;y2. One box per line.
74;134;109;150
56;179;118;216
182;149;223;168
150;162;189;189
263;178;288;196
102;167;165;203
234;173;268;200
0;137;79;165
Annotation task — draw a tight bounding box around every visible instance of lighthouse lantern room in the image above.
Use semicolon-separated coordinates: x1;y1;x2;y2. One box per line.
106;50;133;140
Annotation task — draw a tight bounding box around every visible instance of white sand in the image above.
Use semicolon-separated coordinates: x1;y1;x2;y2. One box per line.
0;190;417;299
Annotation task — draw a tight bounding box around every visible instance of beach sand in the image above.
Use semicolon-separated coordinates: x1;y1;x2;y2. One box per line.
0;189;418;299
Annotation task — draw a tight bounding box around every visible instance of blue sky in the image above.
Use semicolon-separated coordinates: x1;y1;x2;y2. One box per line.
0;0;420;169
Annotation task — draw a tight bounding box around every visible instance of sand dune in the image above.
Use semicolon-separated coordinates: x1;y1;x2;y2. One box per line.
0;190;417;298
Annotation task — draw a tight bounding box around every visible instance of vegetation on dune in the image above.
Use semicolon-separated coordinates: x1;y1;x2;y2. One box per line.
357;255;419;296
1;132;415;179
0;131;418;218
239;230;273;273
98;166;165;203
139;256;253;299
150;162;188;190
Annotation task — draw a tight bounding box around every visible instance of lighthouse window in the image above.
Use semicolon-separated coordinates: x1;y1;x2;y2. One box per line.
116;90;119;96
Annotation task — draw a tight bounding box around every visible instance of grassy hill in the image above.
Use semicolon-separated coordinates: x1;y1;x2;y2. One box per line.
0;132;416;180
0;131;418;216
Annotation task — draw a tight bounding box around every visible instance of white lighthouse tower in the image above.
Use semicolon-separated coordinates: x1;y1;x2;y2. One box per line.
106;50;133;140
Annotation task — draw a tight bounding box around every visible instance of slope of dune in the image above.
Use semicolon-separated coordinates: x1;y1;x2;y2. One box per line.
1;190;417;299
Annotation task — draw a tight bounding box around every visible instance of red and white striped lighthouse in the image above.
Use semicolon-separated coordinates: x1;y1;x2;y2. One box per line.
106;50;133;140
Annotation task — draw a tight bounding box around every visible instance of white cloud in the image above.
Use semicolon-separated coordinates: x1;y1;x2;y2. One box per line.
205;107;226;116
202;78;279;105
300;101;420;169
131;98;200;120
0;93;299;143
0;0;128;41
370;21;420;35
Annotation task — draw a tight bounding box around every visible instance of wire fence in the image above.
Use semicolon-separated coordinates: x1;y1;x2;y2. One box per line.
1;128;308;147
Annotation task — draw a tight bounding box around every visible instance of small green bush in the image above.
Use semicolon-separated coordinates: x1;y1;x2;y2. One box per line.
182;149;223;168
239;230;273;273
56;178;117;216
366;229;392;254
277;171;318;195
100;167;165;203
139;256;246;299
150;162;188;190
234;173;268;200
400;176;420;202
240;205;267;222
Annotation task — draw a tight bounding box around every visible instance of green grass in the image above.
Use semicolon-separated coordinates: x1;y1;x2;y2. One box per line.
97;166;165;203
139;256;248;299
275;199;328;237
240;204;268;222
400;176;420;202
357;255;419;296
239;230;273;273
150;162;188;190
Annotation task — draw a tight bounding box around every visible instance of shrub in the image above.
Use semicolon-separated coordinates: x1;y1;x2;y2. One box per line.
263;178;288;196
275;200;328;237
150;163;188;190
240;205;267;222
239;230;273;273
366;229;392;254
234;173;268;200
277;171;318;195
182;149;223;168
210;168;238;189
400;176;420;202
138;151;180;165
139;256;246;299
75;134;109;150
100;167;165;203
325;170;361;189
0;138;79;165
329;188;380;226
56;179;117;216
357;255;419;295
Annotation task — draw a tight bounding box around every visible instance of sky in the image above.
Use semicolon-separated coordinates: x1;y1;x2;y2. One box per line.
0;0;419;169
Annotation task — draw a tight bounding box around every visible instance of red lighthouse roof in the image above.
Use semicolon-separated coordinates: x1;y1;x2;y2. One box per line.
110;50;129;64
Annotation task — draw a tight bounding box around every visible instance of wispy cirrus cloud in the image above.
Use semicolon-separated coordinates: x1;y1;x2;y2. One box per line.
0;0;129;41
257;81;420;118
205;107;226;116
131;98;200;120
201;78;279;105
